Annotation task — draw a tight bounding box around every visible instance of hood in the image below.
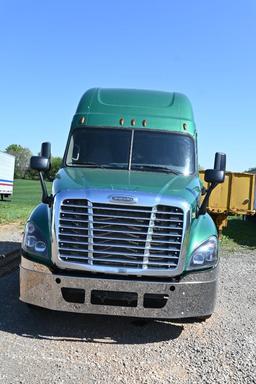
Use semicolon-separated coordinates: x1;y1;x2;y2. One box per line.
53;167;201;207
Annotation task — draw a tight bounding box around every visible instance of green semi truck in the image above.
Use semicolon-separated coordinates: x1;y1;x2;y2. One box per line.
20;88;226;320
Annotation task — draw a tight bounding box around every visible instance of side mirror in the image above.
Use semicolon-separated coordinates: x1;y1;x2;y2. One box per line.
199;152;226;216
205;169;225;184
30;156;50;172
31;142;53;206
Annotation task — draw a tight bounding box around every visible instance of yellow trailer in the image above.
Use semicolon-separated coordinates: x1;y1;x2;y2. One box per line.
199;171;255;233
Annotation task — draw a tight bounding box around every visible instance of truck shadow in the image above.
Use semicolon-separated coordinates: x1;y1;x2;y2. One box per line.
0;241;20;254
0;242;21;277
0;271;183;344
222;217;256;248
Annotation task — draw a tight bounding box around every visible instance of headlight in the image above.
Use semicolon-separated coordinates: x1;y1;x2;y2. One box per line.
22;221;48;256
187;236;218;271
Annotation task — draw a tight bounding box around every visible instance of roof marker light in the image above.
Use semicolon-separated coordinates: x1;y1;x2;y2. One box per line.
183;123;187;130
79;116;85;124
131;119;136;126
142;119;147;127
119;118;124;126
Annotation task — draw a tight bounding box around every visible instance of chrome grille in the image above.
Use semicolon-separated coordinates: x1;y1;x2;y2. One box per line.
58;199;184;271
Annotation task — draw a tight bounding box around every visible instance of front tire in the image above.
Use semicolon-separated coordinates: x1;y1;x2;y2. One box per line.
192;314;212;322
26;303;46;311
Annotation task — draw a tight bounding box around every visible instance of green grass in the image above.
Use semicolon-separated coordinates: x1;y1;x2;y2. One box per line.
0;179;51;225
221;215;256;251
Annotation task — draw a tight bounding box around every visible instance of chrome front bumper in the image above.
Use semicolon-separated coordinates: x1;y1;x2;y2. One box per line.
20;258;218;319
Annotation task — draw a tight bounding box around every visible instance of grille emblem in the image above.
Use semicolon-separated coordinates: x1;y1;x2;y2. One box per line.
109;195;138;204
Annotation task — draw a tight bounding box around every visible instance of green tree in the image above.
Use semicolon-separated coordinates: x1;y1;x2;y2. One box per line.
247;167;256;173
5;144;32;179
46;156;62;181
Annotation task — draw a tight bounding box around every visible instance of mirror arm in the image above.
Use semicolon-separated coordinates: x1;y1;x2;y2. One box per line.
199;182;217;215
39;171;53;207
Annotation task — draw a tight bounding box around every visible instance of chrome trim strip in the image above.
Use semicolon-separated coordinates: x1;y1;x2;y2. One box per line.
144;205;155;269
59;242;180;253
59;233;181;244
59;217;183;227
58;226;182;236
61;211;182;222
62;204;182;216
87;200;94;265
60;253;178;262
58;255;178;267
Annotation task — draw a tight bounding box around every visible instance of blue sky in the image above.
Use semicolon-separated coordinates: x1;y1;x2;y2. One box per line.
0;0;255;171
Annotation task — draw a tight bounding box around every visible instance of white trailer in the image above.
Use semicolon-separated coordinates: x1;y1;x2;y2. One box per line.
0;152;15;200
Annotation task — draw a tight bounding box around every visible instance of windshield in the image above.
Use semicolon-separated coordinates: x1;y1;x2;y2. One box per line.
66;128;195;175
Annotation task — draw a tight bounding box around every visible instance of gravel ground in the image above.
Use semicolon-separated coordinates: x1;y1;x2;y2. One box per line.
0;247;255;383
0;223;23;257
0;224;22;277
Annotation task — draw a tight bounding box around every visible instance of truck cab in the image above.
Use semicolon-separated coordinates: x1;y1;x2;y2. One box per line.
20;88;225;319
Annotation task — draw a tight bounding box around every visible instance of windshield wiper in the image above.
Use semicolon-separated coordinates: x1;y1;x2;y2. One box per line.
70;161;102;167
131;164;181;175
71;162;128;169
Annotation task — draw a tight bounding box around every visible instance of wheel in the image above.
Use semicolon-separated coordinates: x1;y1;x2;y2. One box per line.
193;314;212;322
179;314;212;323
26;303;46;311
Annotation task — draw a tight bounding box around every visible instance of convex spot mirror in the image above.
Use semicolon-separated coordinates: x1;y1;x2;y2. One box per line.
204;152;226;184
214;152;226;172
41;142;51;159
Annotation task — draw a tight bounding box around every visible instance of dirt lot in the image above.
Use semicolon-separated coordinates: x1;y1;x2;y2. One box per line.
0;239;255;383
0;223;23;243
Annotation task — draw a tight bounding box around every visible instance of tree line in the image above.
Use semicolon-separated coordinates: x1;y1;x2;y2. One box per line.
5;144;62;181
